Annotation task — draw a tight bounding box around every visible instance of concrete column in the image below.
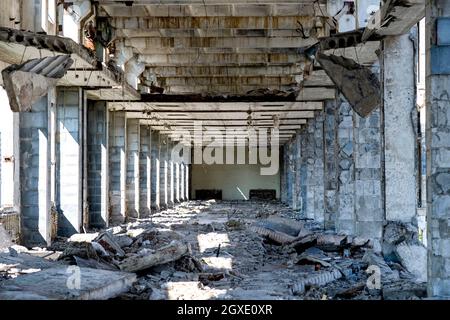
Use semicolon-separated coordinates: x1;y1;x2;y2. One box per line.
324;100;339;231
313;113;325;224
168;140;174;207
300;115;325;224
185;163;190;200
126;118;140;219
180;161;185;201
56;88;82;237
290;136;299;210
294;132;302;212
426;0;450;297
109;111;126;224
87;101;109;228
159;135;168;209
280;145;287;203
150;130;160;211
353;91;384;248
336;96;356;235
383;33;417;223
286;141;293;207
175;159;180;203
139;125;151;218
16;94;52;246
0;87;14;208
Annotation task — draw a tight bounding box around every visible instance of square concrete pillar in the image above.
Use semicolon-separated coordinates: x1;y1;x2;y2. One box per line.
324;100;339;231
383;33;418;223
286;141;293;207
0;88;15;209
294;132;302;212
180;161;185;201
87;101;109;228
353;101;384;247
56;88;83;237
168;140;174;207
175;160;180;203
426;0;450;297
159;135;168;209
126;118;140;219
16;94;53;246
109;111;127;224
139;125;151;218
335;96;356;235
150;130;160;211
300;114;325;224
280;145;288;204
185;163;190;201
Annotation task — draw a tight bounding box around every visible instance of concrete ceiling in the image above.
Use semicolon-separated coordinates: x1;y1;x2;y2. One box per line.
99;0;335;144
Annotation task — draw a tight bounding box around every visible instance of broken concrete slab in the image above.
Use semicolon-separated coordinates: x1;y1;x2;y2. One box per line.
0;266;136;300
316;53;381;118
95;232;126;257
119;240;191;272
382;281;427;300
2;55;73;112
0;224;13;249
68;233;99;243
289;234;318;253
316;234;348;252
0;252;58;270
394;242;427;283
362;250;400;283
382;221;418;262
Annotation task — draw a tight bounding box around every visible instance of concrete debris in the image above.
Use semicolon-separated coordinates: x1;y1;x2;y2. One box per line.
362;250;400;283
0;266;136;300
0;224;13;249
382;221;418;262
250;225;298;244
2;55;73;112
0;200;426;300
316;234;348;252
394;242;427;283
119;241;191;272
68;233;99;243
95;232;126;258
316;53;381;118
292;269;342;295
382;281;427;300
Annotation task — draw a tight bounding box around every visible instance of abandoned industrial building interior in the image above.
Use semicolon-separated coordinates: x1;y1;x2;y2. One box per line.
0;0;450;302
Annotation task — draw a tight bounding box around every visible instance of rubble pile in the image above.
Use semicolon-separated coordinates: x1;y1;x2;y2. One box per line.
0;200;427;300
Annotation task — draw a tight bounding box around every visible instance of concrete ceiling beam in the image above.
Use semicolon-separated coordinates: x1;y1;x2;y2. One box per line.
110;16;325;30
109;101;322;111
100;3;325;17
125;36;318;49
137;53;302;65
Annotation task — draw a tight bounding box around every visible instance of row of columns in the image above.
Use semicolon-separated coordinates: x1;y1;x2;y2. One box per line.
281;34;416;250
15;95;190;247
281;4;450;296
108;111;190;223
